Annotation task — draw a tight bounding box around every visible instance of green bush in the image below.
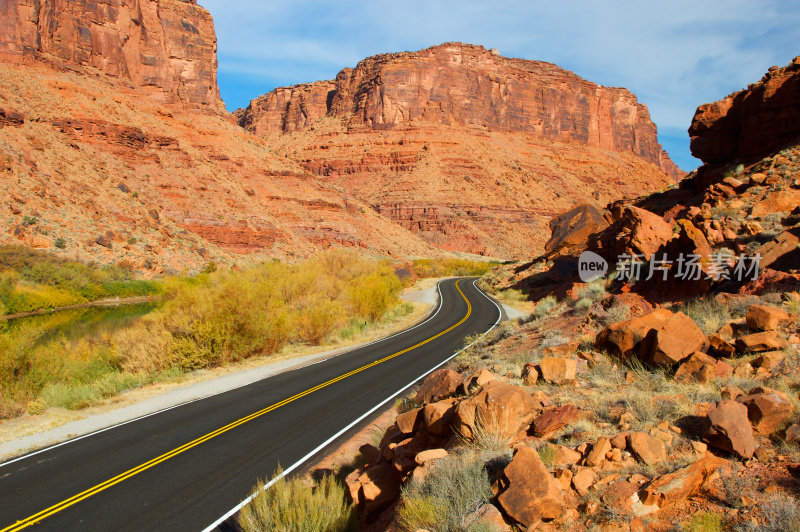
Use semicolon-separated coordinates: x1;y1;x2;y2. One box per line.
238;469;353;532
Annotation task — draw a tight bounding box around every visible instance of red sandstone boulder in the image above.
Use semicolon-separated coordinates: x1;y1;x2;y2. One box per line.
461;368;497;394
415;369;462;404
541;341;581;358
702;400;756;459
396;407;422;434
757;228;800;271
735;332;789;353
752;351;785;371
414;448;448;467
462;503;511;532
636;454;728;513
521;363;539;386
689;57;800;164
532;404;581;437
540;443;582;467
571;468;597;496
596;308;674;359
738;390;795;435
627;432;667;466
751;190;800;218
588;206;674;261
454;381;540;441
539;357;577;385
708;334;736;357
746;304;793;331
644;312;708;366
345;461;401;522
422;400;457;436
674;352;731;383
585;437;612;467
545;204;608;252
497;446;565;527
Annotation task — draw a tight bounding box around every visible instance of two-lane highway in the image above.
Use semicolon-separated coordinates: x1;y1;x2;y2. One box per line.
0;278;501;531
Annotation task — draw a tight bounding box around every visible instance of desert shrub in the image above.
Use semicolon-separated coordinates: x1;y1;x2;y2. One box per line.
622;361;681;426
737;494;800;532
786;294;800;316
574;297;593;314
720;463;756;509
683;511;724;532
238;469;353;532
578;279;607;301
412;258;498;278
684;297;731;336
346;270;401;321
296;300;346;345
460;407;518;454
397;452;492;532
728;295;762;318
26;397;47;415
537;444;557;467
601;304;630;326
534;295;558;318
54;238;66;249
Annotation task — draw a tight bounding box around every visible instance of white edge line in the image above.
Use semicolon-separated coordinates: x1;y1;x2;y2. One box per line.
0;281;446;469
202;279;502;532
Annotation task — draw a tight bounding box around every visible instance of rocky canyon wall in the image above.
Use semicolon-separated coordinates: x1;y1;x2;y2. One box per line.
690;56;800;165
0;0;222;109
238;43;682;180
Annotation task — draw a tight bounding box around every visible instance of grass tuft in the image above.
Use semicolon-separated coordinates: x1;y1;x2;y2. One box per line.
397;452;492;532
238;468;353;532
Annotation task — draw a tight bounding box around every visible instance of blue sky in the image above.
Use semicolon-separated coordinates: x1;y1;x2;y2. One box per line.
202;1;800;171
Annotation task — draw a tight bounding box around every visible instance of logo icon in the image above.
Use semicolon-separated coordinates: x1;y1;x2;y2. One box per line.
578;251;608;282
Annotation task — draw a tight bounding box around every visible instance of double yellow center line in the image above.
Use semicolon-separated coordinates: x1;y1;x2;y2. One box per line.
2;280;472;531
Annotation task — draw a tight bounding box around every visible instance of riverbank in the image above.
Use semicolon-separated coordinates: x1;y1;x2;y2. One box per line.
0;280;442;462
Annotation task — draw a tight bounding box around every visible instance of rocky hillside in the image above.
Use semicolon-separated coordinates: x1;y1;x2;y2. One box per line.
0;1;448;273
502;56;800;304
237;43;682;258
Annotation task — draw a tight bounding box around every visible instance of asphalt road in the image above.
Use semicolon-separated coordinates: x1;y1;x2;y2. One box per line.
0;278;501;532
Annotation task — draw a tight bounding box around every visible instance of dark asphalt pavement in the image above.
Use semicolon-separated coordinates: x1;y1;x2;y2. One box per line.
0;278;501;531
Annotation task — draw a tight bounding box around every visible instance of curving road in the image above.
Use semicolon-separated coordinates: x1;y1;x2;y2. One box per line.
0;278;501;531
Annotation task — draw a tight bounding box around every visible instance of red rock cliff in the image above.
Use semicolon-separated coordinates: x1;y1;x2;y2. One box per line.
689;56;800;164
238;43;681;179
0;0;222;110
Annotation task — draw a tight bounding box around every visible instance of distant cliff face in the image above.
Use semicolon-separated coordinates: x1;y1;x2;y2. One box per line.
237;43;681;179
233;44;680;258
690;56;800;164
0;0;222;110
